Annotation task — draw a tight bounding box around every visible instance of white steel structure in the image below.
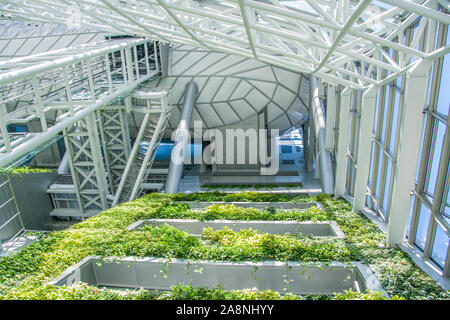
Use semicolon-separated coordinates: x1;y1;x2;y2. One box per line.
0;0;448;283
0;38;159;167
0;0;448;88
0;36;172;217
0;20;106;60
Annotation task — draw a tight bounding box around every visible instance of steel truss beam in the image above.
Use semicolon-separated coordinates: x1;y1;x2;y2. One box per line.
0;0;448;88
0;38;159;168
63;113;108;212
97;107;131;194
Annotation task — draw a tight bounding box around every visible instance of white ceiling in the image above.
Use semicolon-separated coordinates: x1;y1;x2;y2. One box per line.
138;44;310;132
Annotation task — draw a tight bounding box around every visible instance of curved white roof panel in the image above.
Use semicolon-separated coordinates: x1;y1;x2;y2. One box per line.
0;0;448;88
0;20;106;60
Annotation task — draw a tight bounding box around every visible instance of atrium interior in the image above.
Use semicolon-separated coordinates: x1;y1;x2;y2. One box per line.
0;0;448;300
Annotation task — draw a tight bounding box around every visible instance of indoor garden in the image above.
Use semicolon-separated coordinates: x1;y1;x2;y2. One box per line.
1;192;448;300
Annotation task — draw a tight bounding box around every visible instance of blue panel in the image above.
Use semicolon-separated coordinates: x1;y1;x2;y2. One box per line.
7;124;27;132
139;142;202;162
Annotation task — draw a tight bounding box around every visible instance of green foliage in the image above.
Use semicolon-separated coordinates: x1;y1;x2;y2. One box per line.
154;203;330;222
165;191;312;203
201;227;355;261
333;289;405;300
0;282;156;300
0;166;53;175
202;183;303;190
0;191;448;300
159;284;302;300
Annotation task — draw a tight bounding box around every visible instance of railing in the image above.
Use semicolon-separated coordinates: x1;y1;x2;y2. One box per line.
0;38;160;168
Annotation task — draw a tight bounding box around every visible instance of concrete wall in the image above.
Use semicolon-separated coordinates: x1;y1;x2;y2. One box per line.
213;113;261;175
0;172;57;242
0;175;22;242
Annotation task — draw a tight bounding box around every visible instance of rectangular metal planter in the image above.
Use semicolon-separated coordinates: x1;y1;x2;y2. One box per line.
127;219;345;238
50;257;386;296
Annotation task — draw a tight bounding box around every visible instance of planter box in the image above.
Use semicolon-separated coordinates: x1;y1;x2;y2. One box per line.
50;257;386;296
127;219;344;238
178;201;322;210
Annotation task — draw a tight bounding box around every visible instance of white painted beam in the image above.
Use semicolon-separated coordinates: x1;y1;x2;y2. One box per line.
325;84;336;151
334;88;351;197
353;86;377;212
387;60;432;245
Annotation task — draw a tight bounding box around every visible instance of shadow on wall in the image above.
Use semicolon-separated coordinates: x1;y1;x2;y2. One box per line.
0;172;57;242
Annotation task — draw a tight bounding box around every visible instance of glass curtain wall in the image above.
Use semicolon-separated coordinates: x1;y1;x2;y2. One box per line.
333;9;449;276
366;49;405;221
346;89;362;197
408;18;449;277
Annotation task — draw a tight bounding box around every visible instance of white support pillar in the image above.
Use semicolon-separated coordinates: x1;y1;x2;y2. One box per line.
334;88;351;197
302;123;309;169
160;43;170;77
325;84;336;151
353;86;377;211
306;120;315;172
310;76;334;193
387;60;432;245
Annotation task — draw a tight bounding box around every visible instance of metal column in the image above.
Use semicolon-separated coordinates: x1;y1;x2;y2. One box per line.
325;84;336;151
165;82;198;194
159;43;170;77
334;88;352;197
309;76;335;194
353;86;377;211
306;120;315;173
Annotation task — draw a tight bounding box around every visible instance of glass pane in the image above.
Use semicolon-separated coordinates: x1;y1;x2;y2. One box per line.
431;223;449;269
375;151;383;198
436;30;450;116
381;86;390;143
416;115;428;182
383;160;392;210
368;142;376;185
415;203;431;250
389;90;401;153
426;121;445;196
445;182;450;218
